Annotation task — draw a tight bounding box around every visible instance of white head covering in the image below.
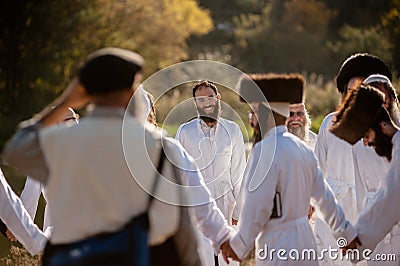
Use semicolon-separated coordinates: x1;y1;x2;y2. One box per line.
268;102;290;118
363;74;392;86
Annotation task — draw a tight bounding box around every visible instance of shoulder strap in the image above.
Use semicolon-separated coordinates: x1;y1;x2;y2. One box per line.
146;141;166;209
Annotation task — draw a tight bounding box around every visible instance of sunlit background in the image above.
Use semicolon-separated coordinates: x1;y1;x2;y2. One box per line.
0;0;399;264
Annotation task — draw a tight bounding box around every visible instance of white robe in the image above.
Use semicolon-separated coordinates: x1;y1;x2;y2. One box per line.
355;131;400;263
176;117;246;266
314;112;357;265
352;140;400;265
314;112;357;223
307;130;318;151
230;126;356;265
0;169;48;255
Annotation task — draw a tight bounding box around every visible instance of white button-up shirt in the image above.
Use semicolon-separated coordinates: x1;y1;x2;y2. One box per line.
176;117;246;221
314;112;357;223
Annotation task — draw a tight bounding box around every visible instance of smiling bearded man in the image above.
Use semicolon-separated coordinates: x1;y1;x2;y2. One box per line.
175;80;246;266
286;103;317;150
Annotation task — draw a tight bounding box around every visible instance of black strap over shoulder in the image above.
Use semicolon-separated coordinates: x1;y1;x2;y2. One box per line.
147;142;166;209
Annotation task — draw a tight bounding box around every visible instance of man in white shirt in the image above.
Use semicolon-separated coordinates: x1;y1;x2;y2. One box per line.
286;103;318;228
330;84;400;263
221;73;357;265
176;80;246;266
314;53;393;265
347;74;400;265
2;48;235;265
5;108;80;243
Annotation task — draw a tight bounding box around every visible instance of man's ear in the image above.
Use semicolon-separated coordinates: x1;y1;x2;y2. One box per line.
217;94;221;100
380;120;396;136
132;72;143;91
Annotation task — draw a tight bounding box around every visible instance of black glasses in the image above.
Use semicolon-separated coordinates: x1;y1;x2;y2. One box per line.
289;111;305;117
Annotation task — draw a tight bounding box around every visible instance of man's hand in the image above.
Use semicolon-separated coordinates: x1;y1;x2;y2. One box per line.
231;218;238;226
59;79;91;110
221;240;241;264
308;206;315;220
342;236;361;255
6;229;17;242
39;79;91;126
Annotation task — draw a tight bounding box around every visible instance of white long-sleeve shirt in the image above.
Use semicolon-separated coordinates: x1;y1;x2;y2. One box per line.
230;126;356;265
314;112;357;223
314;112;358;266
20;177;51;231
0;169;48;255
356;131;400;251
307;130;317;151
176;117;246;221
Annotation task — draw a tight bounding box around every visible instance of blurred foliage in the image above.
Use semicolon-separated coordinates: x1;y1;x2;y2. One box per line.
1;0;400;260
229;0;395;78
0;0;213;150
2;0;400;149
327;25;393;67
304;76;340;134
382;0;400;73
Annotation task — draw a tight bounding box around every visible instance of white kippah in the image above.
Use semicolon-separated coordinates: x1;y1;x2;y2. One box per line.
262;102;290;118
363;74;392;86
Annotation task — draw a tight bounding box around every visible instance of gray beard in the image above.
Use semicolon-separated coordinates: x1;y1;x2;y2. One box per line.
288;125;306;141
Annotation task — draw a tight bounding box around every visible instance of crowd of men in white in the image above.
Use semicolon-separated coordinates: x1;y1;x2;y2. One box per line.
0;49;399;265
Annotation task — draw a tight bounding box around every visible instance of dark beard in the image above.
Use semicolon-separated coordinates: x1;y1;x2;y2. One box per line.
373;126;393;161
198;102;220;124
199;115;217;124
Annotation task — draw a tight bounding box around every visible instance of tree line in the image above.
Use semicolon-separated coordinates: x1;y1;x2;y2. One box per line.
1;0;400;150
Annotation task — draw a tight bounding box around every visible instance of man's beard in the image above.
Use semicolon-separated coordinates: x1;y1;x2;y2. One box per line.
288;122;306;141
198;102;220;124
372;126;393;161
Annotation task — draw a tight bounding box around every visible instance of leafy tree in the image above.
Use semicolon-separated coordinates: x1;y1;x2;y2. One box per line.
0;0;213;150
231;0;336;77
327;25;393;68
324;0;392;32
382;0;400;73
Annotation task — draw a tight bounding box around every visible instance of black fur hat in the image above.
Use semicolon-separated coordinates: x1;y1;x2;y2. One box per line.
238;73;305;104
329;84;385;145
336;53;392;94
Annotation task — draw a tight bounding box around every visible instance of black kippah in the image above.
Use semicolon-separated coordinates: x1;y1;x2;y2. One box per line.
79;47;144;95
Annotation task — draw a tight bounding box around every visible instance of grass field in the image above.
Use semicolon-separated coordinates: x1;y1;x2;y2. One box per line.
0;243;256;266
